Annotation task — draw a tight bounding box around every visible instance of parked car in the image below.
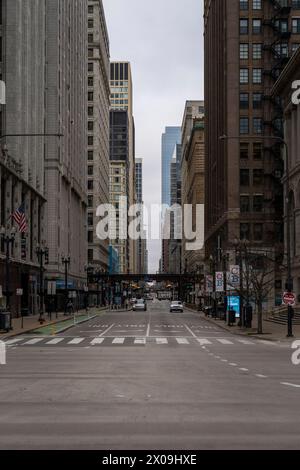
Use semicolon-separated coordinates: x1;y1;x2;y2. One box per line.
133;299;147;311
170;301;183;313
130;298;137;305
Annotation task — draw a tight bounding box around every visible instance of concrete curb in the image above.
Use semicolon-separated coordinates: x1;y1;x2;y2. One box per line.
47;314;98;335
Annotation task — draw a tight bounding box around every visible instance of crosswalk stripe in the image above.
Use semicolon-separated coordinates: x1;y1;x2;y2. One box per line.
237;339;254;345
68;338;85;345
112;338;125;344
217;339;234;345
134;338;146;345
46;338;65;345
5;338;24;345
23;338;45;345
156;338;168;344
176;338;189;344
91;338;105;345
197;339;212;345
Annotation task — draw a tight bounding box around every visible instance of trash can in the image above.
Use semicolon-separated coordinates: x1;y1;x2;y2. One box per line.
0;311;10;332
228;309;236;326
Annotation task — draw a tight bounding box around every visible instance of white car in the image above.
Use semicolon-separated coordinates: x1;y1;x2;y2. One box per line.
133;299;147;311
170;301;183;313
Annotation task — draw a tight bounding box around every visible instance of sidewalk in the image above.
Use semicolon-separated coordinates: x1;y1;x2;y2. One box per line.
184;306;300;341
0;307;107;340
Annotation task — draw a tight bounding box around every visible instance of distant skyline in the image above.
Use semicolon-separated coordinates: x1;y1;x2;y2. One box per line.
103;0;204;272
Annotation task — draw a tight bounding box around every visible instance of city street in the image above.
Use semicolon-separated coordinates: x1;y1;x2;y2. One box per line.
1;299;300;450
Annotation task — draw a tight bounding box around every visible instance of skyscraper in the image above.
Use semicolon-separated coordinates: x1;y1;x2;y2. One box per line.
161;127;181;207
135;158;148;274
44;0;88;305
204;0;300;306
87;0;110;272
110;62;136;273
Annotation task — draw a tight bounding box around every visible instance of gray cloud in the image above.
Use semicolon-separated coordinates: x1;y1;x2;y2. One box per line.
103;0;204;272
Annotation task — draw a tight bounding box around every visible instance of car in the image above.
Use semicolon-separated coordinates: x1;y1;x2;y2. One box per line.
130;298;137;305
170;301;183;313
133;299;147;311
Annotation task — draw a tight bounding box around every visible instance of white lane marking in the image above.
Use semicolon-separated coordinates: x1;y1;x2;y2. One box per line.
5;338;25;345
239;368;249;372
99;324;115;337
68;338;85;345
46;338;65;345
91;338;105;345
146;323;150;337
176;338;189;344
229;363;238;367
134;338;146;345
23;338;45;345
280;382;300;389
217;339;234;345
221;359;228;362
112;338;125;344
256;374;268;379
156;338;168;345
184;324;198;338
197;338;212;345
259;340;278;346
237;339;255;345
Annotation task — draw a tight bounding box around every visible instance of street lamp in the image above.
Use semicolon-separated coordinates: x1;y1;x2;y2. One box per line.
61;255;71;314
36;244;49;323
220;134;293;337
0;226;16;329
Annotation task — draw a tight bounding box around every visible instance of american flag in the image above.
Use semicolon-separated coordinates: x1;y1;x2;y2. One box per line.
12;204;27;233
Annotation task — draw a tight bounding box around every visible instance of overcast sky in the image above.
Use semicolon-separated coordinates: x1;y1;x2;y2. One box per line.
103;0;204;272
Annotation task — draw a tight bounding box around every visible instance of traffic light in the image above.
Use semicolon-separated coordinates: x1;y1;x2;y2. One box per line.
45;248;49;265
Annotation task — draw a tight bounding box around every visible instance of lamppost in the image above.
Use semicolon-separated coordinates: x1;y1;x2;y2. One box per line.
0;226;16;329
220;134;293;337
61;255;70;314
209;254;217;318
36;244;49;323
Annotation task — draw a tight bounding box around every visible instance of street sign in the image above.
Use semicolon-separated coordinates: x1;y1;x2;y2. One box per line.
282;292;296;306
205;275;213;293
215;272;224;292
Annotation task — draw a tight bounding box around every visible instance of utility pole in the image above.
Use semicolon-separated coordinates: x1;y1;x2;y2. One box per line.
62;256;71;314
36;245;49;323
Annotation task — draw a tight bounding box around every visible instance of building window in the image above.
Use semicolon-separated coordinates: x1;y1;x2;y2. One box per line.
240;117;249;134
88;48;93;58
253;117;263;134
88;19;94;29
88;92;93;101
252;19;262;34
88;121;94;131
291;43;300;53
253;143;263;160
88;5;93;14
253;195;263;212
240;93;249;109
88;213;94;227
240;43;249;59
88;231;93;243
240;169;250;186
240;0;248;9
253;223;263;241
253;0;262;10
240;195;250;213
252;68;262;84
88;150;93;161
88;165;93;176
88;136;93;146
240;142;249;159
87;180;94;190
240;19;249;35
88;77;94;87
253;93;263;109
88;106;93;116
292;18;300;34
240;223;250;240
88;249;94;263
88;196;93;208
240;68;249;84
253;169;264;185
88;62;93;72
253;43;262;59
88;33;94;43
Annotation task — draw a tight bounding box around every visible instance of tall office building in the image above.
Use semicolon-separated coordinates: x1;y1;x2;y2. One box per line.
204;0;300;306
44;0;88;304
110;62;136;273
87;0;110;272
0;1;46;315
161;127;181;207
135;158;148;274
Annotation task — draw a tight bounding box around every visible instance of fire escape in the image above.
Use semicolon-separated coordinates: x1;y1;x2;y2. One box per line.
262;0;292;245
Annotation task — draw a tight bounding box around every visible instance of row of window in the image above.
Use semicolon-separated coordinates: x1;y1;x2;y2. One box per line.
240;117;263;134
240;168;264;186
240;67;263;84
240;142;263;160
240;223;264;242
240;194;264;212
240;18;300;35
240;92;263;109
240;0;300;9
